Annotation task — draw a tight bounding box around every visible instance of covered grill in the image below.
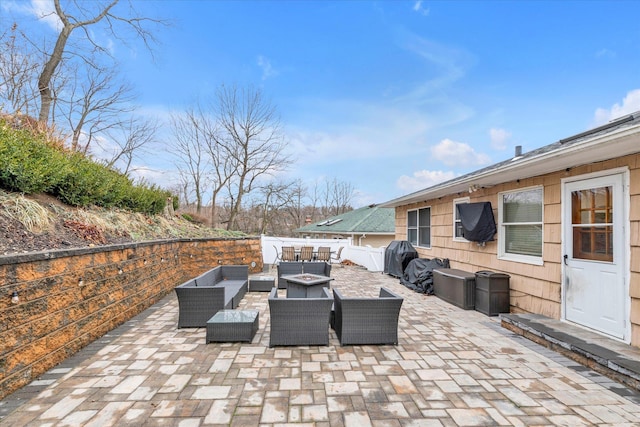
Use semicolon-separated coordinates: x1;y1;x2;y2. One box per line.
384;240;418;278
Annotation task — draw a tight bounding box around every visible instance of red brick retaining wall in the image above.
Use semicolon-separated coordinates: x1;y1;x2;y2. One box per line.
0;237;262;399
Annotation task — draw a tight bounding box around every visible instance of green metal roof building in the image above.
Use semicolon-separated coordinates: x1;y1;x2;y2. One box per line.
295;205;395;247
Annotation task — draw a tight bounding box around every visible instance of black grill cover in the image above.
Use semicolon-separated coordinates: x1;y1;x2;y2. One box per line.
457;202;496;243
400;257;450;294
384;240;418;278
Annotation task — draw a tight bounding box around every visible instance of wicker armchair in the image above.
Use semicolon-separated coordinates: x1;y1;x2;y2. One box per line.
268;287;333;346
332;287;404;345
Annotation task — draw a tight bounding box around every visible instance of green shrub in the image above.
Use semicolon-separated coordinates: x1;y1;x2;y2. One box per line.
0;117;174;215
0;123;66;193
122;183;171;215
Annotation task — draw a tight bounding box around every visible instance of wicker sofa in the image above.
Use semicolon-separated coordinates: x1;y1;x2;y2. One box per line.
332;287;404;345
268;287;333;346
175;265;248;328
277;261;331;289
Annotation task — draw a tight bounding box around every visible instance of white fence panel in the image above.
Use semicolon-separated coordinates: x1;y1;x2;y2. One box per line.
261;235;386;273
343;245;386;272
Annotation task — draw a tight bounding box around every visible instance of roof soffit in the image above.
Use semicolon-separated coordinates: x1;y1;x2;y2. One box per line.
381;123;640;207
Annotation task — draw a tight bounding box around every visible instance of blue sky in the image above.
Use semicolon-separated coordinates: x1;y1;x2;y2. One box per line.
4;0;640;207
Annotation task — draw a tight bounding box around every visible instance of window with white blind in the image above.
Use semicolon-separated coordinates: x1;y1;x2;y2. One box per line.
498;187;543;264
407;207;431;248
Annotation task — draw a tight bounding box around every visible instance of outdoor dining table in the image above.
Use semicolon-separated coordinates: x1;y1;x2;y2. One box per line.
281;273;334;298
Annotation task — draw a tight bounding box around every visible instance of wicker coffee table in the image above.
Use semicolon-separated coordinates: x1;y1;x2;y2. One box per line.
206;310;259;343
249;276;275;292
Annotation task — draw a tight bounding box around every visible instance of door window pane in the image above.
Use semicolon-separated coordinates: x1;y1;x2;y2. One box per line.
571;187;613;262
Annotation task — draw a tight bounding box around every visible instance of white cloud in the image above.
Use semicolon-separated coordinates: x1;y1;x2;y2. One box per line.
595;48;616;59
489;127;511;150
430;138;491;167
593;89;640;126
392;34;473;107
31;0;61;31
129;166;179;187
412;0;430;16
285;99;436;164
257;55;278;80
5;0;63;32
397;170;457;193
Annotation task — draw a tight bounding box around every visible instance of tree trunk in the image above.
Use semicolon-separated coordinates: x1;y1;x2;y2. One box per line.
38;25;72;123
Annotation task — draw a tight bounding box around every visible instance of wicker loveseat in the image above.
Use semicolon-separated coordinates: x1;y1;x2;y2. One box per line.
332;287;404;345
268;287;333;346
175;265;248;328
277;261;331;289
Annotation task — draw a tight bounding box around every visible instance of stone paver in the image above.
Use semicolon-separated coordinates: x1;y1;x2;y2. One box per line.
2;265;640;426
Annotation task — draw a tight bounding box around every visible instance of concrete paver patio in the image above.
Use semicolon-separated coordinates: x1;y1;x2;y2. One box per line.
2;265;640;426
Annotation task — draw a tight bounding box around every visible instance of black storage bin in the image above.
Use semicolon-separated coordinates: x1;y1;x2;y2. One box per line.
474;271;510;316
433;268;476;310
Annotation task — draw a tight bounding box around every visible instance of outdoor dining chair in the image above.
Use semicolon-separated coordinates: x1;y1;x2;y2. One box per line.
281;246;296;262
299;246;314;262
330;246;344;264
272;245;282;264
316;246;331;262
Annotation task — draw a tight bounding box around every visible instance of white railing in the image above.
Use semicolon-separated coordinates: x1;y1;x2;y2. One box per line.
261;235;386;272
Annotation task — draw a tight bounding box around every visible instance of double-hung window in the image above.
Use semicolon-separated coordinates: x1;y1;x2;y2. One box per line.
407;207;431;248
499;186;543;264
453;197;470;241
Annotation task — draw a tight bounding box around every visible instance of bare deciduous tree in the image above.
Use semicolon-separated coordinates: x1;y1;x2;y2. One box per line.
170;110;210;214
102;116;158;175
255;180;298;235
283;179;308;231
196;104;235;229
327;177;355;215
0;24;41;116
60;63;135;153
215;84;292;230
37;0;165;124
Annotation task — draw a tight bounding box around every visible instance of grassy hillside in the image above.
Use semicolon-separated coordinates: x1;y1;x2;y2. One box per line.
0;115;242;255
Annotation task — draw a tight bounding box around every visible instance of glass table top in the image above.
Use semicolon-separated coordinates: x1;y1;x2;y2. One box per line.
209;310;259;323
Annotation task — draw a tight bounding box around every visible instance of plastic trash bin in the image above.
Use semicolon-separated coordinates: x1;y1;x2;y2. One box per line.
474;271;510;316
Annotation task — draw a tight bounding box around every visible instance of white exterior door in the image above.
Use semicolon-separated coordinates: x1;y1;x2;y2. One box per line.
562;172;627;340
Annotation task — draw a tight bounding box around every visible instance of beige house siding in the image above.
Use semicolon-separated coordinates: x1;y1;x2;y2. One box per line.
358;234;394;248
394;153;640;346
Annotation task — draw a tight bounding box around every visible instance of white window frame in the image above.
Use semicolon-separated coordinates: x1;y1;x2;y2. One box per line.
498;186;544;265
453;196;470;242
407;206;431;248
